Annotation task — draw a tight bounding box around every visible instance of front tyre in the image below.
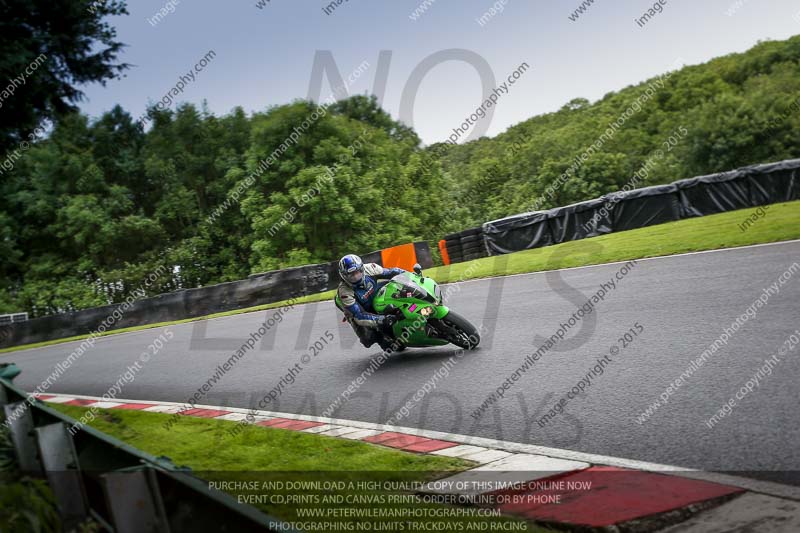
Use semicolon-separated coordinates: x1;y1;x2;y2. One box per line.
440;311;480;350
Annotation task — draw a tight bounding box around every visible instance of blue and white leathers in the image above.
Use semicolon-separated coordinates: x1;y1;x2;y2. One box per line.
337;263;405;327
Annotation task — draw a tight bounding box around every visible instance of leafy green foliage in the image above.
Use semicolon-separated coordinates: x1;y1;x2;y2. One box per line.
435;37;800;222
1;36;799;317
0;425;61;533
0;0;129;154
0;479;60;533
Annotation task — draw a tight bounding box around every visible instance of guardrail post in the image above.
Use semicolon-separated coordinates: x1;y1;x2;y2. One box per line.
0;375;293;531
4;401;43;473
101;469;171;533
35;422;90;525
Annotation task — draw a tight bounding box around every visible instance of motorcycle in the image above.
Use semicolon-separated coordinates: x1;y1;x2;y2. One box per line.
362;264;481;351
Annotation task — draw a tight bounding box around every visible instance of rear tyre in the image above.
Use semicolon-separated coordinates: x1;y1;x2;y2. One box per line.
440;311;480;350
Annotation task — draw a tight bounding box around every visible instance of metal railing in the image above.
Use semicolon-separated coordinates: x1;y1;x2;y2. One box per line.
0;312;28;324
0;363;297;532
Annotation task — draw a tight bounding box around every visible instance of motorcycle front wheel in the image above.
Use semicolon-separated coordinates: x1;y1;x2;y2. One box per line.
435;311;480;350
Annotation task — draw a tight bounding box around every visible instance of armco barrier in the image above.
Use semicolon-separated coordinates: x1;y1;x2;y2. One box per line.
440;158;800;262
0;363;294;532
675;169;752;217
549;196;614;243
0;242;433;349
1;263;330;349
747;159;799;204
483;212;553;256
611;183;683;232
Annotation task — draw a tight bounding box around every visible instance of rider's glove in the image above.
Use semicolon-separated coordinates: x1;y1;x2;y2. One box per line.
380;314;397;332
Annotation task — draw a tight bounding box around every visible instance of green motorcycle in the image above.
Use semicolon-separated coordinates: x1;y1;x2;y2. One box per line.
337;264;481;351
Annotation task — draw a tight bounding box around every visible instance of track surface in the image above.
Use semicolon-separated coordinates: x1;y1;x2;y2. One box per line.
5;241;800;485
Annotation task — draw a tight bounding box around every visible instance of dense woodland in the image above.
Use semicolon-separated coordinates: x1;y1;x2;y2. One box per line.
2;34;799;317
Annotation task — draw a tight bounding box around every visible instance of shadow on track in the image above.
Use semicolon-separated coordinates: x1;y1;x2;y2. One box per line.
361;346;480;372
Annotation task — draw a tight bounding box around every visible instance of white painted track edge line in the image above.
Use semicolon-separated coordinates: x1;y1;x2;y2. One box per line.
36;392;800;501
442;238;800;288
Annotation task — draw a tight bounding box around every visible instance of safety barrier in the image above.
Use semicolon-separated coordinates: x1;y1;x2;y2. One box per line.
0;242;432;349
440;158;799;262
8;156;793;349
0;363;294;532
441;226;486;264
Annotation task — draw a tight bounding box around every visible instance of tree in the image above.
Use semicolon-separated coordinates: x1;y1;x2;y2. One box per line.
0;0;129;154
329;95;419;145
2;35;800;316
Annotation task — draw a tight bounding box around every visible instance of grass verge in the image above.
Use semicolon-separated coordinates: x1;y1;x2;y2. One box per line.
427;200;799;283
49;404;545;531
4;201;798;354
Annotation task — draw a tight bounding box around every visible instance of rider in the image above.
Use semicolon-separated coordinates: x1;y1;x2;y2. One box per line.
335;254;406;350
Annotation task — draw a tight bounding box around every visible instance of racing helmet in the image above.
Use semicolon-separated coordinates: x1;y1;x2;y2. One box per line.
338;254;365;286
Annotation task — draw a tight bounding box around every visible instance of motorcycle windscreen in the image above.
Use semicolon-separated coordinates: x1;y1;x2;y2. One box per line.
390;274;435;302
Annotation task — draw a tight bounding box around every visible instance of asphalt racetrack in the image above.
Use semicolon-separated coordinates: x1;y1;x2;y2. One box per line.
6;241;800;485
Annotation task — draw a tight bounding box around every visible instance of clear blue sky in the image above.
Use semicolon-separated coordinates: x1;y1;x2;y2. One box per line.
79;0;800;144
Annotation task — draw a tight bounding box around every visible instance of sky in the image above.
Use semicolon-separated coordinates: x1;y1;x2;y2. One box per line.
78;0;800;145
